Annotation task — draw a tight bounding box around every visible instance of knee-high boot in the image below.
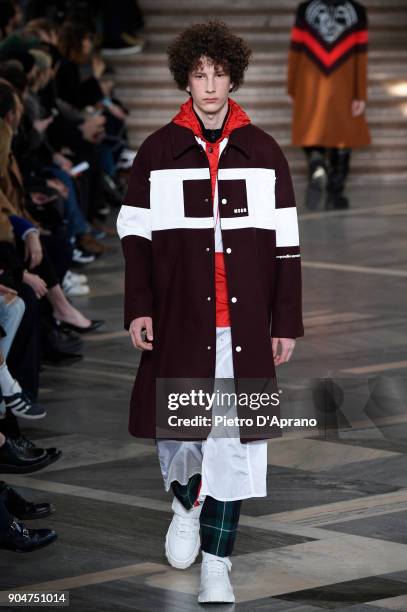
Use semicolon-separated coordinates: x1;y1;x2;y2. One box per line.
327;148;352;209
304;147;328;210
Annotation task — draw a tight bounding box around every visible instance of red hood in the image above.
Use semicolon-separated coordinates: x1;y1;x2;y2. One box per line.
172;97;250;141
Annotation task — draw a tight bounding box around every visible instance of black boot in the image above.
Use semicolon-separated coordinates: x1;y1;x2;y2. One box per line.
327;148;352;209
1;485;55;520
304;147;328;210
0;519;57;552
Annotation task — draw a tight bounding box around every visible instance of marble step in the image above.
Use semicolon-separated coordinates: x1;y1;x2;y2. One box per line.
110;49;407;67
117;89;407;108
115;64;407;82
125;105;407;123
143;12;407;30
141;30;406;48
139;0;406;11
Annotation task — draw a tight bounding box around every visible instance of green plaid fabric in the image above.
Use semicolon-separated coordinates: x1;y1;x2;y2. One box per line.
171;474;242;557
200;496;242;557
171;473;201;510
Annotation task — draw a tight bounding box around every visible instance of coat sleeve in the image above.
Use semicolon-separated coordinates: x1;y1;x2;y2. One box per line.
270;141;304;339
117;139;153;330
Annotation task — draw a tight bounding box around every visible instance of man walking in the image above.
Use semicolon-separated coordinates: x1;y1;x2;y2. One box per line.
117;21;303;603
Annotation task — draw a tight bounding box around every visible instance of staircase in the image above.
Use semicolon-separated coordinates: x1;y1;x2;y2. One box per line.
111;0;407;183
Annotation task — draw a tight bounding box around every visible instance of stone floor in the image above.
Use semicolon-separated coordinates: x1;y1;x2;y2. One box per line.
1;182;407;611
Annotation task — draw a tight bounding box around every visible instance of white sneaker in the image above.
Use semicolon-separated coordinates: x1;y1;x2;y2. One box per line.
72;248;95;264
65;270;88;285
64;284;90;297
62;272;90;297
198;552;235;603
165;496;202;569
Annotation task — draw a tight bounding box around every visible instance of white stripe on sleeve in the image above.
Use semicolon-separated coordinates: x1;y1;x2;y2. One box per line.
117;204;152;241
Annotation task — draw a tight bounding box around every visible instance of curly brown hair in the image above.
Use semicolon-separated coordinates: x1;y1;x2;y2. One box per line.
167;21;252;92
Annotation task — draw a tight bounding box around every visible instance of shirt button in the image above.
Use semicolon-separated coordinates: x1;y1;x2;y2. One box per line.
207;296;211;301
206;247;210;252
221;198;227;204
204;198;209;203
207;345;212;350
235;346;242;352
231;297;237;303
226;247;232;254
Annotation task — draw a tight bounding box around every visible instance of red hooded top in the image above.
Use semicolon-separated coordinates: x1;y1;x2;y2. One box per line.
172;98;251;326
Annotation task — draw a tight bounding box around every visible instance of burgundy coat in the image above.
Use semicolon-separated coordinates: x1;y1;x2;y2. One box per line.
117;105;304;443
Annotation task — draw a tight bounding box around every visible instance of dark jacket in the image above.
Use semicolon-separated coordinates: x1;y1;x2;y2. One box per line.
117;99;304;442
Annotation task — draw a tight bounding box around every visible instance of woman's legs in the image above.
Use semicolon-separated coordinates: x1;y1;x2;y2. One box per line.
30;246;92;329
47;285;91;328
0;296;25;360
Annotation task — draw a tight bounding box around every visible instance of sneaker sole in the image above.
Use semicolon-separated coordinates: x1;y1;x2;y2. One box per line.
198;590;235;603
10;408;47;420
165;531;201;570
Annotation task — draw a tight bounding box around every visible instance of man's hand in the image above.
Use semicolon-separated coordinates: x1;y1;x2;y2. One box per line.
351;99;366;117
33;115;54;133
53;152;73;172
272;337;296;366
46;178;68;199
24;232;43;269
22;270;48;299
129;316;153;351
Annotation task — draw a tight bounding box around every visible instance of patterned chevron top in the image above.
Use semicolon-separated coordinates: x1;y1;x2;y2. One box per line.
290;0;368;75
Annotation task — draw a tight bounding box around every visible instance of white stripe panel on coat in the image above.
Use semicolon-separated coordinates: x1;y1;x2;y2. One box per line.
275;206;300;247
218;167;276;231
116;204;152;241
150;168;214;231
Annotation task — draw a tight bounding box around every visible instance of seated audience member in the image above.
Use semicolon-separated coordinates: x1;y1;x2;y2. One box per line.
0;80;104;334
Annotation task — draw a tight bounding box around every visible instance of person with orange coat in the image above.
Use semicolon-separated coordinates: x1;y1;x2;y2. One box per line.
288;0;371;209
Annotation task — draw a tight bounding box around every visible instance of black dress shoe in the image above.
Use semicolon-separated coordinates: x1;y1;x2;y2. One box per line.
57;319;105;334
3;486;55;520
0;438;55;474
12;436;62;467
0;519;57;552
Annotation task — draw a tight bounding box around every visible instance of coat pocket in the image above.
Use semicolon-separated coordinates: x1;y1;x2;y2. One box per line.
218;178;248;219
183;178;212;218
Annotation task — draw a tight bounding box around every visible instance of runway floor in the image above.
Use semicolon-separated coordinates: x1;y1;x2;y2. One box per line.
2;183;407;611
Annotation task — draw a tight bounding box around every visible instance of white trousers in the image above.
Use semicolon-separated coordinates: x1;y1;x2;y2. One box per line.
156;327;268;501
